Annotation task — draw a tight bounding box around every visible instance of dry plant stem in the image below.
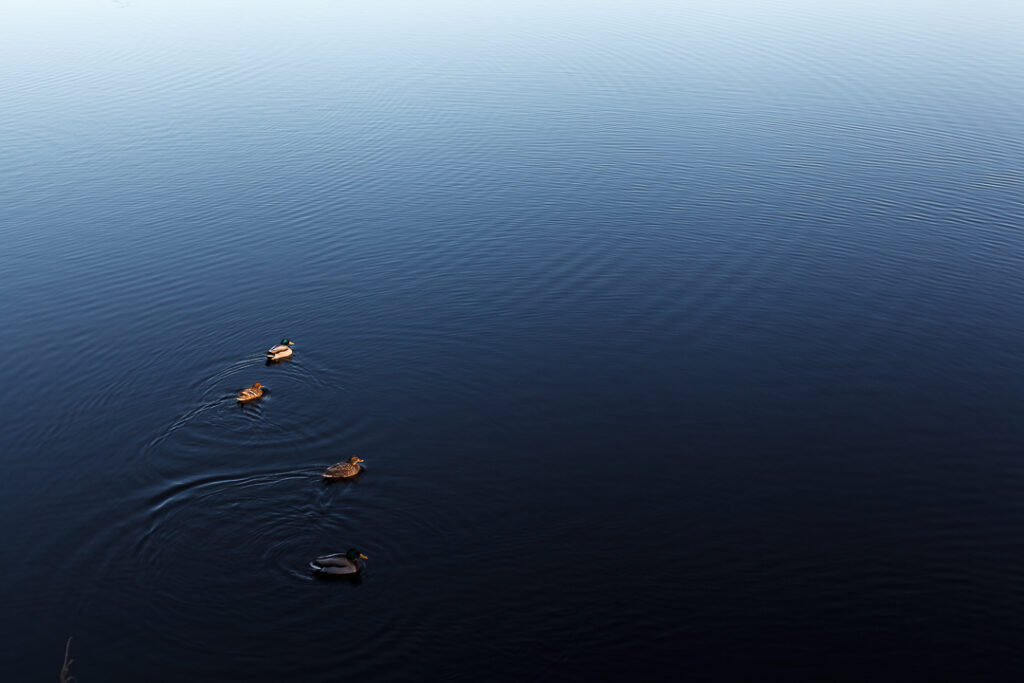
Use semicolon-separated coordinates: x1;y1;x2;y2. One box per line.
60;637;77;683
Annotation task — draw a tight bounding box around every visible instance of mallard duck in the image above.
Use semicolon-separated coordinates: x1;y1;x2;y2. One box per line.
266;338;295;361
310;548;367;576
236;382;264;402
323;456;364;480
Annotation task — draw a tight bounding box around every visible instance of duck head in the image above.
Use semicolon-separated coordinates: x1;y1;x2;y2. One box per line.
346;548;368;561
280;338;295;346
348;456;365;465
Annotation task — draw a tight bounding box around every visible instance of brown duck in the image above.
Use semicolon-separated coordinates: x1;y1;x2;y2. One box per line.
236;382;264;403
323;456;364;480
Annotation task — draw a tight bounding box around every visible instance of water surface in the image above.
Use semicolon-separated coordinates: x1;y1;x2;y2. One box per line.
2;1;1024;680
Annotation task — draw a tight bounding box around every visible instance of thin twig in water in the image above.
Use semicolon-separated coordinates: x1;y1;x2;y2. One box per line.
59;637;77;683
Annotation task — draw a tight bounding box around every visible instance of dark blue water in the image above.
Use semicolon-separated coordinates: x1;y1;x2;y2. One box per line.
3;1;1024;680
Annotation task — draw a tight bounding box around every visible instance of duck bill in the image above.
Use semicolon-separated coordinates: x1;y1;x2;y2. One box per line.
359;554;368;559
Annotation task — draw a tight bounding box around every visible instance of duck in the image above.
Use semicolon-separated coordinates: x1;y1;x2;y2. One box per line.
236;382;264;402
323;456;364;480
266;338;295;361
310;548;367;576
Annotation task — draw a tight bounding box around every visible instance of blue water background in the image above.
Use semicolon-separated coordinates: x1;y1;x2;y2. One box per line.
2;1;1023;679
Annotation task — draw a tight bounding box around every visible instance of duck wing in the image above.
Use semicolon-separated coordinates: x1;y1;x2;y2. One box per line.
237;386;262;400
323;463;356;478
310;555;359;574
314;563;359;575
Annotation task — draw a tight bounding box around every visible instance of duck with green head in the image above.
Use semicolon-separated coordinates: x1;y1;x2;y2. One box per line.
266;338;295;361
310;548;368;576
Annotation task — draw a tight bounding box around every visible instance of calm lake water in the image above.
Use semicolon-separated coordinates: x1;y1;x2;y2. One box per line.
3;1;1024;680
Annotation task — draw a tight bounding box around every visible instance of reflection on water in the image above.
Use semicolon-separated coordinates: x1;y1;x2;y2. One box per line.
2;0;1024;680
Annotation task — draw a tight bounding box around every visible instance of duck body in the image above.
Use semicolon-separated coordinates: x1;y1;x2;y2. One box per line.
266;338;295;361
310;548;367;576
323;456;364;480
237;382;264;402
